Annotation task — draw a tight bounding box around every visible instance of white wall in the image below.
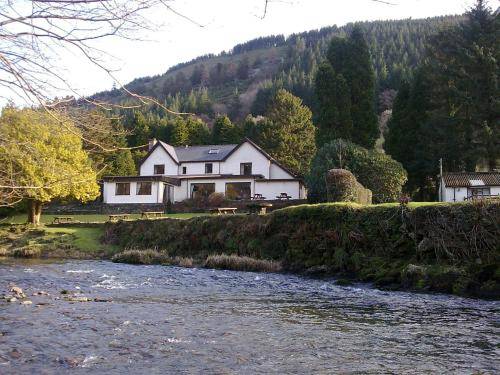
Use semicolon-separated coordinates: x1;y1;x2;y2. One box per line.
270;163;294;179
178;162;221;176
103;181;162;204
220;142;270;177
140;146;178;176
443;186;500;202
255;180;302;200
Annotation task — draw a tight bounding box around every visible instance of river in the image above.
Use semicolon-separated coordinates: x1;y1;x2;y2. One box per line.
0;259;498;374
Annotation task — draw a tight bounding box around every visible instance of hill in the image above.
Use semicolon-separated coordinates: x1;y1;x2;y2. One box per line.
92;15;462;121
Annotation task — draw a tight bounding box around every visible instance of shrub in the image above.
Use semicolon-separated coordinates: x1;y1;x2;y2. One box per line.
325;169;372;204
204;254;282;273
306;139;407;203
207;192;226;207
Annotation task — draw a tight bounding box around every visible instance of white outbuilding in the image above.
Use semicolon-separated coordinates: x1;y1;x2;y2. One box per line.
102;138;306;205
438;172;500;202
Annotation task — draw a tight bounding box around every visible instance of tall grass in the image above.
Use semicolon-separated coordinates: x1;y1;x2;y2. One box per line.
204;254;282;273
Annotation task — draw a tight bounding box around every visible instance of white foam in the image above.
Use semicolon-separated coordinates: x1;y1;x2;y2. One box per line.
66;269;94;274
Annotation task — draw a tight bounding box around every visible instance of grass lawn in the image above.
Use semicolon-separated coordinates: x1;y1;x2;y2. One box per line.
42;226;113;253
2;212;210;224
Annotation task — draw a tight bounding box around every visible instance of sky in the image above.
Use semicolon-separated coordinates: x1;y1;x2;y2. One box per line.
3;0;479;103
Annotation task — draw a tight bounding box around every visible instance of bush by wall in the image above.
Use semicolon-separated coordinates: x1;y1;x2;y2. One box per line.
326;169;372;204
103;201;500;298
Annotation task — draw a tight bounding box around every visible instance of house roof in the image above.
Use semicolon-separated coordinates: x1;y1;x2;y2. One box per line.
139;138;298;178
442;172;500;187
174;144;238;162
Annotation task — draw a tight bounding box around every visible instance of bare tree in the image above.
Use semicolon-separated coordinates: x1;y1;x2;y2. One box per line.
0;1;199;207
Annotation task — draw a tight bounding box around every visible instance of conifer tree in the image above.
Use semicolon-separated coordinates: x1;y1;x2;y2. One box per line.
316;26;379;148
186;117;211;145
170;117;189;146
259;89;316;176
315;63;352;146
212;115;241;144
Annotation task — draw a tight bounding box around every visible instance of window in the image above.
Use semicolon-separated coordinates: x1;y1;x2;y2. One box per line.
468;187;490;199
115;182;130;196
182;166;187;174
190;183;215;199
240;163;252;176
205;163;213;174
208;149;220;154
225;182;251;200
136;182;152;195
154;164;165;175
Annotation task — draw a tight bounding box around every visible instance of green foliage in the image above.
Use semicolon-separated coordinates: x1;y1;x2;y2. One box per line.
170;117;189;146
0;107;100;205
94;16;462;122
386;1;499;199
257;89;316;176
325;169;372;204
307;139;407;203
185;116;211;145
212;115;241;144
315;63;352;145
108;150;136;176
316;26;378;148
103;201;500;298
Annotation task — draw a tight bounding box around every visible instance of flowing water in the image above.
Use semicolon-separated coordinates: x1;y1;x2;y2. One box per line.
0;259;498;374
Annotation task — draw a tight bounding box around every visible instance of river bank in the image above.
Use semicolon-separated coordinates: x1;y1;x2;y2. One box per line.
1;201;499;299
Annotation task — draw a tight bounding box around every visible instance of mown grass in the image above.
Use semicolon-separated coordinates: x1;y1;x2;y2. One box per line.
0;224;118;258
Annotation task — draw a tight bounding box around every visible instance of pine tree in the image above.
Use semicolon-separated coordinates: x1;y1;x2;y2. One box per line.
212;115;241;144
316;26;379;148
170;117;189;146
315;63;352;146
260;89;316;176
186;117;211;145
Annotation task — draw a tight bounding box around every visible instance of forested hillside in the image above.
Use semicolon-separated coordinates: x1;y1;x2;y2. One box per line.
92;15;462;120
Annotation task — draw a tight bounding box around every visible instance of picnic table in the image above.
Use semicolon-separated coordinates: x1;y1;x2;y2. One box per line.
52;216;75;224
108;214;130;222
276;193;292;201
251;193;266;200
141;211;164;219
210;207;238;215
247;202;273;215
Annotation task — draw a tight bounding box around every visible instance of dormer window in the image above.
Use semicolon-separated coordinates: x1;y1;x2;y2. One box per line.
208;149;220;154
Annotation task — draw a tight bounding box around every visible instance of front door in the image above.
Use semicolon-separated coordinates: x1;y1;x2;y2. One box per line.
163;184;173;203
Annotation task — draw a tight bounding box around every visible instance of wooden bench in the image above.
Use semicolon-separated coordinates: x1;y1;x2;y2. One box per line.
276;193;292;201
141;211;164;219
210;207;238;215
108;214;130;222
52;216;75;224
251;193;266;200
247;202;273;215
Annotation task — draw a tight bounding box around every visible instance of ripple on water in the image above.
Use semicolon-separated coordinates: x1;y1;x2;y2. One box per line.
0;259;498;374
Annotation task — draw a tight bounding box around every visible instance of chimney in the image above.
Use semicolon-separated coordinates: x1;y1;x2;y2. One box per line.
148;138;157;151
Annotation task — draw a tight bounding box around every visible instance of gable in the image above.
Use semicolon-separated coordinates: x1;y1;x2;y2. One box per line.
140;145;178;175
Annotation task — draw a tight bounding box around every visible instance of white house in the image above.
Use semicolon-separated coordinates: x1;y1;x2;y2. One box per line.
102;138;306;204
439;172;500;202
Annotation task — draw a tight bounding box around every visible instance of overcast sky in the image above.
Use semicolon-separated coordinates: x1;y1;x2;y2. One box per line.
5;0;479;103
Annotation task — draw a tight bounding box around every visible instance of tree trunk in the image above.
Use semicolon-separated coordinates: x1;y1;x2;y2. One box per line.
27;200;43;225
